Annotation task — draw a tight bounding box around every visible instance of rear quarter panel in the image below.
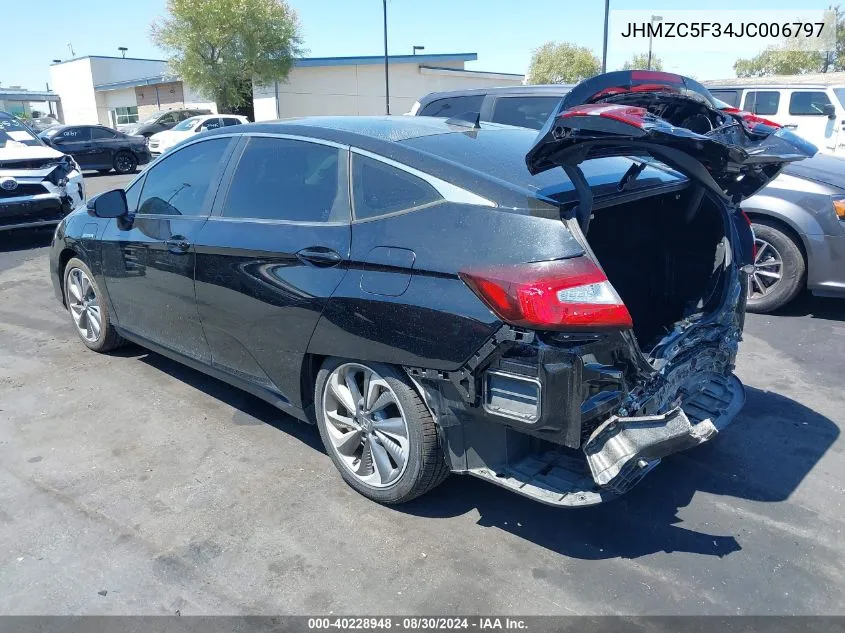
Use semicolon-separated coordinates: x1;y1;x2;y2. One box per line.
308;201;584;370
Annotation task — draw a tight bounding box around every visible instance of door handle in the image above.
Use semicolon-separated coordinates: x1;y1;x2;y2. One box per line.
783;124;798;129
296;246;343;267
165;236;191;254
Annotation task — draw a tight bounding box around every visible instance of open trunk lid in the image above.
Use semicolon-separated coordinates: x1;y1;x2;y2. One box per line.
526;70;817;203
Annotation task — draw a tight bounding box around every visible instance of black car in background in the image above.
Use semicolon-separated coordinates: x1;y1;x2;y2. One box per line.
411;84;573;129
122;109;212;138
49;72;815;507
39;125;151;174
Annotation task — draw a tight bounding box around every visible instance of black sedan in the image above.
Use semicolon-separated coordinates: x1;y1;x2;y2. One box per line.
39;125;151;174
48;72;814;507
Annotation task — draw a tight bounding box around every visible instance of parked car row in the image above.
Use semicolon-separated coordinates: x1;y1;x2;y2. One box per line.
50;71;817;508
0;111;85;232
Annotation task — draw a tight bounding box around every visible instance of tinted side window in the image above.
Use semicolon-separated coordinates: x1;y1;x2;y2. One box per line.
743;91;780;115
58;127;91;141
352;154;442;220
137;138;229;216
91;127;116;140
709;89;741;107
221;117;242;127
789;91;832;115
490;96;562;129
222;137;348;222
419;94;484;118
158;112;178;124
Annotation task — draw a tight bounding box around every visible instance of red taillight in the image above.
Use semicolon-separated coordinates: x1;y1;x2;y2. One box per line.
559;103;648;128
459;257;633;330
741;210;757;259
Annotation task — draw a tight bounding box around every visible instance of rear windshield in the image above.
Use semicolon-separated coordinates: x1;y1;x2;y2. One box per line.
401;128;685;202
0;115;41;148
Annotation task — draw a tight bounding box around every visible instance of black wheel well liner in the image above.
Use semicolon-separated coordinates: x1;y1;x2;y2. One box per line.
299;353;325;422
57;247;81;306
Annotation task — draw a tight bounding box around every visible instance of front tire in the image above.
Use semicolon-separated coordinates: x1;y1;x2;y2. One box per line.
746;220;806;313
64;258;124;352
314;358;449;504
113;151;138;175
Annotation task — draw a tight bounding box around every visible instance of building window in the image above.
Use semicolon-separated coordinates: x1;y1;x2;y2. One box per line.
113;106;139;125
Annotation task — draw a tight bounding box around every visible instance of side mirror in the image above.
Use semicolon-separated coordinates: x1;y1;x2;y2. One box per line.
87;188;128;218
823;103;837;119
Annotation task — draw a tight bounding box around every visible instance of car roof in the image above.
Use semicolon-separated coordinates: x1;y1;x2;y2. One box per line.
225;115;516;144
417;84;573;106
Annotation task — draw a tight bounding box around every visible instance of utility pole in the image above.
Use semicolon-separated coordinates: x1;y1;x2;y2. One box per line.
601;0;609;73
383;0;390;115
647;15;662;70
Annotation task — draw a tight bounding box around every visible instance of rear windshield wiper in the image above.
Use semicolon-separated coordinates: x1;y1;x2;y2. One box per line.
617;161;647;192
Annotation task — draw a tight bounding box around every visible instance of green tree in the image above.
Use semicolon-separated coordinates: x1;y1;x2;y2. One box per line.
621;53;664;71
151;0;303;113
733;47;827;77
527;42;600;84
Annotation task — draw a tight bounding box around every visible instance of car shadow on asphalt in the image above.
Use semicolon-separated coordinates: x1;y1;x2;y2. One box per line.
0;228;53;253
399;385;840;560
765;291;845;323
119;349;839;561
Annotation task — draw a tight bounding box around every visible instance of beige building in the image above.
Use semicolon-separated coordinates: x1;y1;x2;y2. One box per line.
253;53;525;119
48;52;523;128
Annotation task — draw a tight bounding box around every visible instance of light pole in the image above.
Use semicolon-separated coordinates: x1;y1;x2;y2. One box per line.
412;45;425;55
601;0;609;73
383;0;390;115
647;15;662;70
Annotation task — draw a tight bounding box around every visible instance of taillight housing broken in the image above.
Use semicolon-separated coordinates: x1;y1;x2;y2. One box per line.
459;257;633;330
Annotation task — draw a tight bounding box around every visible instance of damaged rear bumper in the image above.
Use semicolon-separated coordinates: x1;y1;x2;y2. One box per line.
464;373;745;507
583;373;744;495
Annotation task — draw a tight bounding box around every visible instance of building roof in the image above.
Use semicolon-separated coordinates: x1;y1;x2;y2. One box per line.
294;52;477;67
704;72;845;87
65;53;482;91
0;88;59;102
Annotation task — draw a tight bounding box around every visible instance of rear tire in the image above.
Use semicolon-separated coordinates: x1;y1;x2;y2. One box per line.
113;151;137;175
63;257;124;352
746;220;805;313
314;358;449;504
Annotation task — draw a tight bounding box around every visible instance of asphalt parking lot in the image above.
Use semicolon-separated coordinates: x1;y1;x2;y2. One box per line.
1;171;844;615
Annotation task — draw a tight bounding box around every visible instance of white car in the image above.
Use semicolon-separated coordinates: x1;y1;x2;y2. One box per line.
0;112;84;232
706;79;845;155
148;114;249;156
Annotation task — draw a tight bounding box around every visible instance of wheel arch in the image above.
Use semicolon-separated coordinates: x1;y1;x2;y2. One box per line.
742;208;810;269
57;247;83;307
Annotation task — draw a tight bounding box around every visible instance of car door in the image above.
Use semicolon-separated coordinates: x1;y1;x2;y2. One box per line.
51;127;92;167
781;90;839;152
193;135;351;407
99;136;237;361
89;127;118;168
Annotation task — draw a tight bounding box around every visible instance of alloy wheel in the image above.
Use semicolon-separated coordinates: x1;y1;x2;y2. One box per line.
67;267;102;342
747;237;783;300
321;363;410;488
115;153;136;173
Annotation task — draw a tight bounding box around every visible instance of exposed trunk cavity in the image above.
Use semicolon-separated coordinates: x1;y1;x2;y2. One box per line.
586;188;729;351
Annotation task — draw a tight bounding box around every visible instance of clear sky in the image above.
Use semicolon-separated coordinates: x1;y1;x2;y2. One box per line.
0;0;837;91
